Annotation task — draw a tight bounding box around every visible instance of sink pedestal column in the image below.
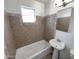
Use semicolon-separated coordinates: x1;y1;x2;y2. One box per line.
49;39;65;59
52;49;58;59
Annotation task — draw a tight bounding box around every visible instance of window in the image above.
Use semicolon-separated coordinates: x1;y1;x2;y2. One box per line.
53;0;73;7
21;6;36;23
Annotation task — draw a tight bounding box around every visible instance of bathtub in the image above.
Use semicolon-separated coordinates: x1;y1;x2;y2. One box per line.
15;40;52;59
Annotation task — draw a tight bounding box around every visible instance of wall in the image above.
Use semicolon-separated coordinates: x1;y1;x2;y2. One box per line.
56;17;71;32
68;8;74;49
44;14;57;41
4;0;45;16
45;1;74;58
4;12;16;59
56;8;72;32
55;30;73;59
7;12;45;49
44;1;73;42
56;8;73;49
55;8;74;59
57;8;72;18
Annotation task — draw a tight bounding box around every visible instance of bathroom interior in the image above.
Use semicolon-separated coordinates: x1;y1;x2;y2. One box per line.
4;0;74;59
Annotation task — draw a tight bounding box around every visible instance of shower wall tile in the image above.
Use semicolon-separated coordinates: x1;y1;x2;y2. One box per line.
44;14;57;41
8;13;45;49
4;12;16;57
43;53;52;59
56;17;71;32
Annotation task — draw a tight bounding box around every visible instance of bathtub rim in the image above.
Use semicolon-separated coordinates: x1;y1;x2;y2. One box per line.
27;44;52;59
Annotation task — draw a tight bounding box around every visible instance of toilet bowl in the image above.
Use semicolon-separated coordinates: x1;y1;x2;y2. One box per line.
70;49;74;59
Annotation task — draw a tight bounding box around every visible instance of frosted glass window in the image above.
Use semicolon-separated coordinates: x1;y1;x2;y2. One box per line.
21;7;36;23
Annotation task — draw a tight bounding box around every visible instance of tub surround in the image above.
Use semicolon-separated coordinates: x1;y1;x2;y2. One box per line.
4;12;16;59
56;17;71;32
43;53;52;59
44;14;57;41
7;12;45;49
6;12;57;49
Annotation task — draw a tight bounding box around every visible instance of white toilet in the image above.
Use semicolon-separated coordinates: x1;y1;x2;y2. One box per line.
70;49;74;59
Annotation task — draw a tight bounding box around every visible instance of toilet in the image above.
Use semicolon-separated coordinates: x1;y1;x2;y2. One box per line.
70;49;74;59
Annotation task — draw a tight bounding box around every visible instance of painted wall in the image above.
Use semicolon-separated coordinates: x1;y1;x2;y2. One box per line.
4;0;74;59
57;8;72;18
4;0;45;16
68;8;74;49
44;0;55;15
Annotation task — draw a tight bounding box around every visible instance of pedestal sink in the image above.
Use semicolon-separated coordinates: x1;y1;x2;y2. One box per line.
49;39;65;59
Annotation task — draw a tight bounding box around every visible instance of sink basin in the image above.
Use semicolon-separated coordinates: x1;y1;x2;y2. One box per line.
49;39;65;50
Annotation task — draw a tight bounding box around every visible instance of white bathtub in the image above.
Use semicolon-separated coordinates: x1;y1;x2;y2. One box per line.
15;40;52;59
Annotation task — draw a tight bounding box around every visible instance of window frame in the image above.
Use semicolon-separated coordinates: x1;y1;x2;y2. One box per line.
20;5;36;23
